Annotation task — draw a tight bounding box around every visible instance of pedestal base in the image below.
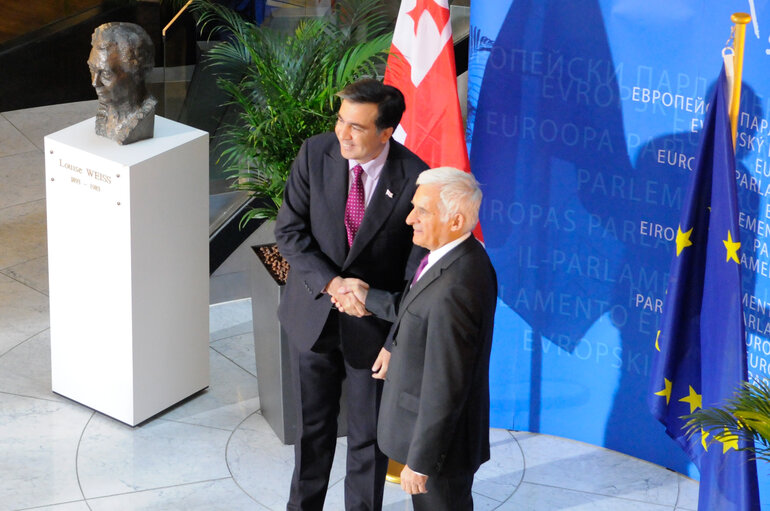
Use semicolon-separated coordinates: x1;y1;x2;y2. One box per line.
45;116;209;426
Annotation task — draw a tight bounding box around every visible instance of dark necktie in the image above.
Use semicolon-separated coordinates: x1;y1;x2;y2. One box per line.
411;254;430;287
344;164;365;247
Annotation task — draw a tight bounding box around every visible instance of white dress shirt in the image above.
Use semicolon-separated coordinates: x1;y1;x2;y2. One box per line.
348;140;390;207
414;232;472;284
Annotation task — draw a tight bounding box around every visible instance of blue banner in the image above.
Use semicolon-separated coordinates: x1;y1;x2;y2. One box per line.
469;0;770;505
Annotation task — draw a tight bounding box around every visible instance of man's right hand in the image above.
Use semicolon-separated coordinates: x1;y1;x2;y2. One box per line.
327;277;370;317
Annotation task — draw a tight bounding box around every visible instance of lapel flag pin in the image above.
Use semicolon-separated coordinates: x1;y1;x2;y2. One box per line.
385;189;394;198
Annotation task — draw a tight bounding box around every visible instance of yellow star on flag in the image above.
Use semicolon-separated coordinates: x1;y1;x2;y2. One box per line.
717;428;739;454
655;330;660;352
701;429;709;451
675;226;693;256
654;378;672;405
723;231;740;263
678;385;702;413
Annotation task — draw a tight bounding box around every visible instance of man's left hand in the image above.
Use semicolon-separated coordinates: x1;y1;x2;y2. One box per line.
371;348;390;380
400;465;428;495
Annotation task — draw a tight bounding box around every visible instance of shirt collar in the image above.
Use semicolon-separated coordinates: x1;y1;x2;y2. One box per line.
428;232;472;267
349;140;390;180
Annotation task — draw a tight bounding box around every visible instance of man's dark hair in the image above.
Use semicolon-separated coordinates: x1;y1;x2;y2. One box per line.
337;78;406;131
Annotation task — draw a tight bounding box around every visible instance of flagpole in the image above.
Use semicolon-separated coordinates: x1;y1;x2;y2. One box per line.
730;12;751;146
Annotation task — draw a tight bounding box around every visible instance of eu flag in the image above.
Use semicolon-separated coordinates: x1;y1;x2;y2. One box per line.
648;67;760;510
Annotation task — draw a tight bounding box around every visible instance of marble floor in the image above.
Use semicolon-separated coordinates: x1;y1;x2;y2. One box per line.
0;101;699;510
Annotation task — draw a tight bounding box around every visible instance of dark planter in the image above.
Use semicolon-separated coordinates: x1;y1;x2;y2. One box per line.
250;241;295;444
249;222;347;445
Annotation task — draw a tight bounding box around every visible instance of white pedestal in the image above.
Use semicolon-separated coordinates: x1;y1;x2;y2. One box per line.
44;116;210;426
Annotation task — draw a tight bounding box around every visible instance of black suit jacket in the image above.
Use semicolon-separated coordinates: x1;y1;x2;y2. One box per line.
274;132;428;368
367;236;498;476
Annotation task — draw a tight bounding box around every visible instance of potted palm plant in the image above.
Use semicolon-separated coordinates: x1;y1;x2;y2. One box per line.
184;0;393;443
189;0;392;282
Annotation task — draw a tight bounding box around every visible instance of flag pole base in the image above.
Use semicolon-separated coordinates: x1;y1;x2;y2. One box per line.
385;459;404;484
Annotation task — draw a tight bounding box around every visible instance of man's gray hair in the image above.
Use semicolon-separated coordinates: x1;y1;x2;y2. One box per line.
416;167;482;232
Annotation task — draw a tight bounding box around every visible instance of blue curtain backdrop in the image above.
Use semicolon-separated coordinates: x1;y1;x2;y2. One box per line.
468;0;770;505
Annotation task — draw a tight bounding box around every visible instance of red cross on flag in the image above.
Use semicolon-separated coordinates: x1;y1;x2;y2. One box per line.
384;0;470;174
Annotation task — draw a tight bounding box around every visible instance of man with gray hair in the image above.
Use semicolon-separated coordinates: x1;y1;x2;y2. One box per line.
88;22;156;145
335;167;497;510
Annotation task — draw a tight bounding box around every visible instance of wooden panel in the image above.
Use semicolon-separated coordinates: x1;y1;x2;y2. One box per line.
0;1;102;44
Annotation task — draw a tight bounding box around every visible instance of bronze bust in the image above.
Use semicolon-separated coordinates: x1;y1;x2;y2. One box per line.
88;23;157;145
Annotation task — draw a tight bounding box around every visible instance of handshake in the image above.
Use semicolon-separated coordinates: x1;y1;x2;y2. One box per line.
327;276;391;380
327;276;371;317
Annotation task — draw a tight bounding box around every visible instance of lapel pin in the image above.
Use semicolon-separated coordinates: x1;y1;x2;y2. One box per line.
385;189;394;198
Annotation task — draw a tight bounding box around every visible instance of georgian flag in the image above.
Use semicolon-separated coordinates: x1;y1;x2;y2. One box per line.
384;0;470;173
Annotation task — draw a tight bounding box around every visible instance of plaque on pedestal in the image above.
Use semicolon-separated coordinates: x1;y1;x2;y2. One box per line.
44;116;209;426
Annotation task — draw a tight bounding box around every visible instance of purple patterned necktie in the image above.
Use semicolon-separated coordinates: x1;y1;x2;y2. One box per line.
411;254;430;287
344;164;365;247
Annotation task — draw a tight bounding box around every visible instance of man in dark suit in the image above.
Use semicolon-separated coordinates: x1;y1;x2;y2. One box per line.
274;78;428;511
335;167;497;511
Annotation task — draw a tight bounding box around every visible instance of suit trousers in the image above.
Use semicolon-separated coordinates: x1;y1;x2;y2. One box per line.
411;471;475;511
287;312;388;511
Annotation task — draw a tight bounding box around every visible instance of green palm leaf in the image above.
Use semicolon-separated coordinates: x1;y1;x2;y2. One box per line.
684;380;770;462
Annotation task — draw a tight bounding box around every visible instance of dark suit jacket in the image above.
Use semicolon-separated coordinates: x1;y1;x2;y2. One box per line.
367;236;498;476
274;132;428;368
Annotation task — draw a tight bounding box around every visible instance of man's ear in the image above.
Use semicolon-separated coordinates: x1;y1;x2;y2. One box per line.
450;213;465;232
379;126;394;142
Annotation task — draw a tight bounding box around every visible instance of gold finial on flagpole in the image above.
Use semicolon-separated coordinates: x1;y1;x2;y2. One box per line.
730;12;751;146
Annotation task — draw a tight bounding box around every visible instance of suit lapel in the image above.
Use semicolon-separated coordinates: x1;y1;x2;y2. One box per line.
325;148;349;264
343;152;407;268
392;237;478;326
